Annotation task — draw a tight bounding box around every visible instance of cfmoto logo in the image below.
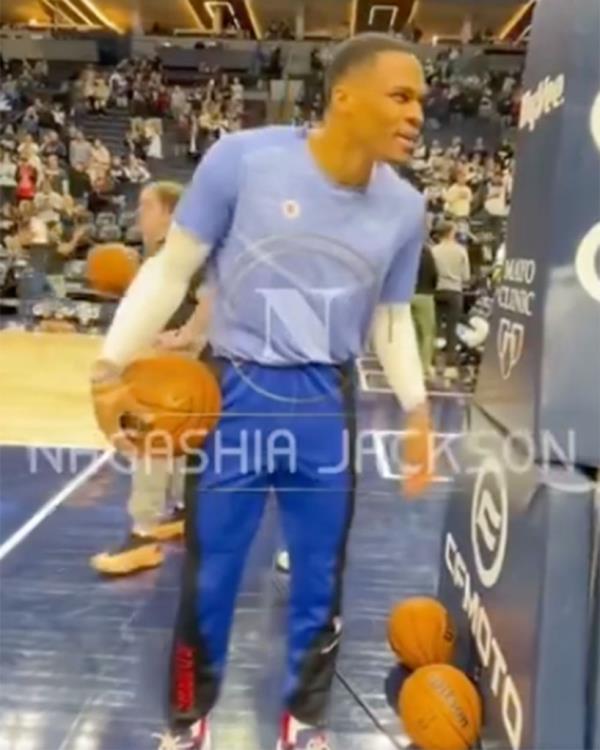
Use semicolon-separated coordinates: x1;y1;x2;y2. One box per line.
497;318;525;380
471;456;509;588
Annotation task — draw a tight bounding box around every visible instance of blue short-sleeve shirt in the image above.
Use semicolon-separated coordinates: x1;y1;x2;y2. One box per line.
175;126;425;364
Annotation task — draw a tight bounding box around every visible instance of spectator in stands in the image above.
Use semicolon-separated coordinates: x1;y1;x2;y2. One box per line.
18;134;40;165
125;120;149;160
496;138;514;166
33;179;65;225
40;130;66;160
0;149;17;204
484;172;510;218
2;74;18;105
0;201;16;246
0;89;11;114
82;68;96;108
231;76;244;104
430;149;452;183
45;154;68;195
92;76;110;115
89;138;111;183
478;88;494;119
88;173;116;215
21;104;39;135
33;59;48;83
124;154;151;184
174;113;191;158
483;155;497;180
11;199;48;250
109;68;128;108
446;136;464;159
109;156;128;186
150;69;163;90
69;131;92;169
205;78;217;103
68;161;92;201
130;84;146;117
445;171;473;218
411;244;438;377
1;124;17;152
145;121;163;161
148;86;168;117
15;156;38;202
432;223;471;377
170;86;187;120
51;102;67;130
465;153;485;192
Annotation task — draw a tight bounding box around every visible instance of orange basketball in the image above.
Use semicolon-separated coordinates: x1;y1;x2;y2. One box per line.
400;665;482;750
388;597;456;670
120;354;221;456
86;243;141;296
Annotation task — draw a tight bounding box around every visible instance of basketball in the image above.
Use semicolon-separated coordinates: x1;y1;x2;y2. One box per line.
86;243;141;296
120;354;222;456
388;597;456;670
399;665;482;750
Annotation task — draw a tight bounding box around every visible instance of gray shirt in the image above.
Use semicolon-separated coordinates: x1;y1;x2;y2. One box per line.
69;139;92;167
432;239;471;293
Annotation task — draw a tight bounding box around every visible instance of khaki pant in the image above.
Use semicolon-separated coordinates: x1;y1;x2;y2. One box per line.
411;294;436;370
128;455;186;530
47;274;67;298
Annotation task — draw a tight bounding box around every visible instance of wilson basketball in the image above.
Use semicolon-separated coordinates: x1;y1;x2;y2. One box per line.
388;597;456;670
400;665;482;750
86;243;141;296
120;354;221;456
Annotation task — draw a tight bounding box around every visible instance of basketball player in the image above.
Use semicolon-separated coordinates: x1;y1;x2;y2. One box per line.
92;34;432;749
91;181;211;576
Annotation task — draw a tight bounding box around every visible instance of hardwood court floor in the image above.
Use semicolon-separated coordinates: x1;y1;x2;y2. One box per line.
0;330;463;750
0;331;109;449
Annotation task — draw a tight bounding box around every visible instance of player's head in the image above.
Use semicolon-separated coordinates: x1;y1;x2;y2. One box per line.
324;33;426;163
440;222;456;241
138;181;184;254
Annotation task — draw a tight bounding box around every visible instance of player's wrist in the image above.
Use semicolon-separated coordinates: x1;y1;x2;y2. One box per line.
91;358;123;385
406;401;430;424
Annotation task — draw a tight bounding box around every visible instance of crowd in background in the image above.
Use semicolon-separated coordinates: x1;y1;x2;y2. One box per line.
1;41;519;378
0;54;248;277
299;45;522;127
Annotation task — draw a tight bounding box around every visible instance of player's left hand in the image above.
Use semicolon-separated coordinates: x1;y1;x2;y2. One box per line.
402;403;434;498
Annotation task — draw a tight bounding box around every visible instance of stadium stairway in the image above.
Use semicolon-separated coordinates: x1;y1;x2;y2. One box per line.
79;107;131;156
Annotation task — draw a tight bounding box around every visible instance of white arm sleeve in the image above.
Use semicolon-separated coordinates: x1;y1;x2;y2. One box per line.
373;303;427;412
101;222;209;367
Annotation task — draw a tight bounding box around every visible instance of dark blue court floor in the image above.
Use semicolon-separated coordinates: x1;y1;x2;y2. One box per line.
0;393;463;750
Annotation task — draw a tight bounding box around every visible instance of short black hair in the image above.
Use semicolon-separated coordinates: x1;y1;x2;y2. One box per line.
324;33;414;103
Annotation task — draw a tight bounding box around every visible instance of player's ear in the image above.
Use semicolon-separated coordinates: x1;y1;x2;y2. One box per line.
330;82;353;114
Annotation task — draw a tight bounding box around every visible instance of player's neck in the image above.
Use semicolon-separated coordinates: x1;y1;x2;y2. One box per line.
307;124;374;189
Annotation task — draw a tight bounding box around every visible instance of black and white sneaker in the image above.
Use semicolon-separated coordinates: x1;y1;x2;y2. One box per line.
152;718;211;749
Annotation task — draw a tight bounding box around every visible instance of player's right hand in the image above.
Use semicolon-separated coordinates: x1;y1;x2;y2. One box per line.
402;404;434;499
91;359;152;455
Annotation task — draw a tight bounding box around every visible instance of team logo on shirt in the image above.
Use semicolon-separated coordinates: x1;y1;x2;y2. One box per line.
282;200;301;219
